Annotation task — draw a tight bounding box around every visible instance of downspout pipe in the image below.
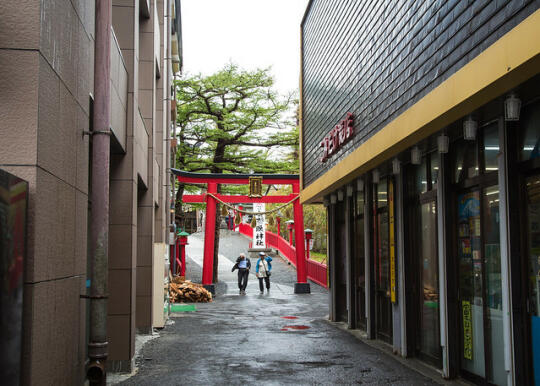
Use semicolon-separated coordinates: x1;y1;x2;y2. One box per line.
87;0;111;384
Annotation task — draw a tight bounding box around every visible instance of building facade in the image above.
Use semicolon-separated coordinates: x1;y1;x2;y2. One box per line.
300;1;540;385
0;0;181;383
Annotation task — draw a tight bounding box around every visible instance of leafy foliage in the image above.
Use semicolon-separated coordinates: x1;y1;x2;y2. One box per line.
174;63;298;183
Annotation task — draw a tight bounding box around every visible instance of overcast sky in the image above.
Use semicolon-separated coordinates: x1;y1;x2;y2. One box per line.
181;0;310;96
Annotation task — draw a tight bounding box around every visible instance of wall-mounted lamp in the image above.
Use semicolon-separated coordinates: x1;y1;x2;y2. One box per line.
437;134;449;153
463;116;477;140
504;93;521;121
357;178;364;192
330;193;337;204
346;185;354;197
411;146;421;165
372;169;380;184
337;190;344;201
392;158;401;175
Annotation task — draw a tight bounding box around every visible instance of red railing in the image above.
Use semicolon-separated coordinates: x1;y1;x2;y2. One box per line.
237;224;327;288
306;259;328;288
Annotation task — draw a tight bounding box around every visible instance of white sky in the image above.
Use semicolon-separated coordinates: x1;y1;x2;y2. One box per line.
181;0;310;97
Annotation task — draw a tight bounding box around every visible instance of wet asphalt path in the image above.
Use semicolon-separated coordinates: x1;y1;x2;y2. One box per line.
118;231;439;385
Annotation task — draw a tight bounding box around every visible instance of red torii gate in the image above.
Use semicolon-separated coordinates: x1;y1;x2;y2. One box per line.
173;169;310;294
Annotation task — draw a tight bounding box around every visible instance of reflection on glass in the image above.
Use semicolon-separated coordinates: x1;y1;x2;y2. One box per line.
356;190;364;216
420;201;440;361
483;125;499;173
454;140;479;183
458;190;485;377
378;178;388;208
454;144;465;184
483;186;505;385
430;153;439;188
415;157;428;194
521;107;540;161
527;176;540;318
378;211;389;291
356;191;366;328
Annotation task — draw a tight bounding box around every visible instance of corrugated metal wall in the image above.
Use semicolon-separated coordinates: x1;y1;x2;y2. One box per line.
302;0;540;188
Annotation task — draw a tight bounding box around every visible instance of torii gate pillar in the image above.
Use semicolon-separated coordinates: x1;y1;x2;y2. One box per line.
202;182;217;294
293;182;310;294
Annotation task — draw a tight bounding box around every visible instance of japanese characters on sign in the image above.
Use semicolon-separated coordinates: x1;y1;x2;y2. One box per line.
253;203;266;248
320;112;355;163
462;300;473;360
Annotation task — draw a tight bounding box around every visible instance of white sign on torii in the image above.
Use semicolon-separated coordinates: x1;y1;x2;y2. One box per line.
253;203;265;248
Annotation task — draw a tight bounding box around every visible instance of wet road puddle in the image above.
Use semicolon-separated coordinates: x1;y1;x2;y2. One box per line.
281;325;310;331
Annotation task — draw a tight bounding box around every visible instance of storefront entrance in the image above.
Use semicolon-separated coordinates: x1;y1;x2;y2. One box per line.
355;188;366;329
452;123;506;385
373;177;392;343
406;153;441;367
515;100;540;385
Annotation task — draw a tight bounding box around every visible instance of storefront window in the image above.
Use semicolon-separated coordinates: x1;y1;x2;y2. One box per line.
430;153;439;188
454;140;479;183
377;179;388;208
483;125;499;173
521;105;540;161
458;190;485;377
355;190;366;328
412;158;428;194
483;186;505;385
377;180;389;290
419;201;440;361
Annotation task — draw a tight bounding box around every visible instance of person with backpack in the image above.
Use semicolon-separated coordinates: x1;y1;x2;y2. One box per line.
255;251;272;294
232;253;251;295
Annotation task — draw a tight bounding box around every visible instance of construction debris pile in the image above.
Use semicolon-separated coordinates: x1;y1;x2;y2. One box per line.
169;276;213;303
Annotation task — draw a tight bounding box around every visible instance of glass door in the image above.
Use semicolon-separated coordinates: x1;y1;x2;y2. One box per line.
418;199;441;363
374;177;392;342
409;152;441;366
355;189;366;329
453;122;504;385
458;190;486;378
457;186;505;385
525;175;540;385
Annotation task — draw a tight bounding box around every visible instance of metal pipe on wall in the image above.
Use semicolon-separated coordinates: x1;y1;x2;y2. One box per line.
87;0;112;384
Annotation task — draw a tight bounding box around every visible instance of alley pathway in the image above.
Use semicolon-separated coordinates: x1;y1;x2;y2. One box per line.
117;231;439;385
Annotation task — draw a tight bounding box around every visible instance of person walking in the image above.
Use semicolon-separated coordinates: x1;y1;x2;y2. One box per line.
255;251;272;294
233;253;251;295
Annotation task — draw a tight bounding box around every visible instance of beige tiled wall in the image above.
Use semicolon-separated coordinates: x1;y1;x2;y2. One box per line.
0;0;94;382
1;0;172;380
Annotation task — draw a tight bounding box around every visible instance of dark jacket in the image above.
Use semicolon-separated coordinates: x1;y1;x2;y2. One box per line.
232;256;251;272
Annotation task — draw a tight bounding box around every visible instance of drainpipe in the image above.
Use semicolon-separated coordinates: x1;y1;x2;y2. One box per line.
87;0;111;384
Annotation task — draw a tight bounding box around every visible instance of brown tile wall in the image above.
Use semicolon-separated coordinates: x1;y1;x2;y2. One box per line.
108;0;139;371
1;0;170;379
0;0;94;384
135;0;158;333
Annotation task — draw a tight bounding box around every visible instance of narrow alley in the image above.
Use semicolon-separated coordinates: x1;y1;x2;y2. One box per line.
117;231;441;385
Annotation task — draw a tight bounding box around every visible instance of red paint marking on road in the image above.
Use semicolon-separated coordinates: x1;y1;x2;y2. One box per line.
283;325;310;330
281;316;298;319
280;328;288;331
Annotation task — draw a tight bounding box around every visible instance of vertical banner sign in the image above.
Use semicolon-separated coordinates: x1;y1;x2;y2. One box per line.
389;179;396;303
462;300;473;360
253;203;266;248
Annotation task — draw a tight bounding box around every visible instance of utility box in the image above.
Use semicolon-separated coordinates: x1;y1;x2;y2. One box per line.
0;169;28;385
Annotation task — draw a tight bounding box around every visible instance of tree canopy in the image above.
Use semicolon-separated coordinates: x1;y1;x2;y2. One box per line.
174;64;300;282
174;63;299;183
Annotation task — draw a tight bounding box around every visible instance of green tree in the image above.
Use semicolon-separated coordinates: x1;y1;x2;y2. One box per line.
174;63;298;282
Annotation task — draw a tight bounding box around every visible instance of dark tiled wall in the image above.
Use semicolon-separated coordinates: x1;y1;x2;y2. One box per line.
302;0;540;187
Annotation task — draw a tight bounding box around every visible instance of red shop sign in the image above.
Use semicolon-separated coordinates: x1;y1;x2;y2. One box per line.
320;112;354;163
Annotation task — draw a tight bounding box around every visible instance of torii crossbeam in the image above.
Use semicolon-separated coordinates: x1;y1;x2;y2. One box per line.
173;169;310;294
